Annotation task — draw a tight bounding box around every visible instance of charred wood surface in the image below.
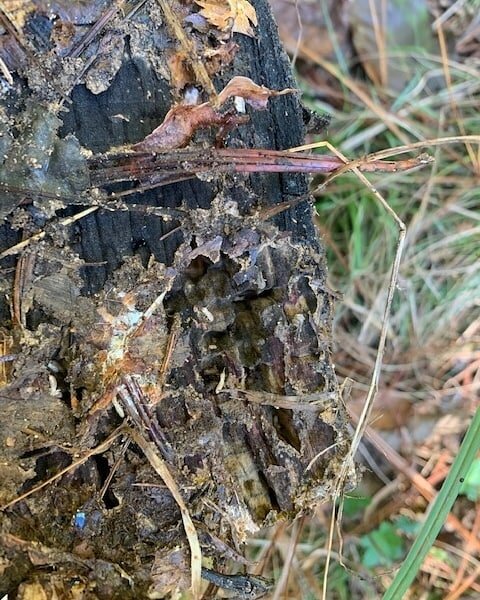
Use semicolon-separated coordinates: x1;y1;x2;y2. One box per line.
0;1;354;597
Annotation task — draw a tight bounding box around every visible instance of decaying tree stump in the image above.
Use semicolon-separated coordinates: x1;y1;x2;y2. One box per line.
0;1;355;598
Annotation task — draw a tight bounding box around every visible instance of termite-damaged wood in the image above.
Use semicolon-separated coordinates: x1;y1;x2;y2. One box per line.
1;197;354;598
0;1;355;598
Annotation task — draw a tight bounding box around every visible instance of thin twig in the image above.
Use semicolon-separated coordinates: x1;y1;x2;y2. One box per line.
99;438;131;501
118;376;174;462
0;426;126;511
0;145;433;260
0;206;99;259
127;426;202;598
90;147;434;187
227;388;336;411
158;314;181;392
66;2;122;58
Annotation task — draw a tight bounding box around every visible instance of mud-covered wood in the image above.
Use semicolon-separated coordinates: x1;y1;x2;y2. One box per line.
0;2;354;598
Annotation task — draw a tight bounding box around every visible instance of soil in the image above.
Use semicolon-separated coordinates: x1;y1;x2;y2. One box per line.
0;1;354;597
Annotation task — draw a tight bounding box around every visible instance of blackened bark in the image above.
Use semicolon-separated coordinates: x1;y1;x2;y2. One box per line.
0;2;353;598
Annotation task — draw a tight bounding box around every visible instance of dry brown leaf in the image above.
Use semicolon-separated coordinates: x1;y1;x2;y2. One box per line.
149;548;190;598
216;75;297;109
134;76;296;151
168;49;193;92
168;42;238;92
195;0;258;37
132;104;241;151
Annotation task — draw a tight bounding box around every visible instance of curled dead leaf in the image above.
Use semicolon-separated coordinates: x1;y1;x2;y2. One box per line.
132;104;247;151
133;76;297;151
216;75;297;109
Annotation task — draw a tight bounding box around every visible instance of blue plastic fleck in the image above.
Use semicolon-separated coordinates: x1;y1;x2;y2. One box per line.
74;511;86;529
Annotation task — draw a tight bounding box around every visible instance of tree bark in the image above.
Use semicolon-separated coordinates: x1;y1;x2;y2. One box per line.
0;2;353;598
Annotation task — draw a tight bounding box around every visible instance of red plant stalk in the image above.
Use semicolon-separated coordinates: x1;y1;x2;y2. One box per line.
89;147;433;189
0;147;433;205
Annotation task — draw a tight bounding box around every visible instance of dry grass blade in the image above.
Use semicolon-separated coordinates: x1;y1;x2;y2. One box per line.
367;0;387;87
447;504;480;597
0;426;126;511
445;563;480;600
228;388;337;410
296;47;411;144
127;427;202;599
156;0;216;98
287;140;407;600
434;19;479;172
293;135;480;173
0;206;99;259
0;55;13;84
271;517;305;600
361;135;480;163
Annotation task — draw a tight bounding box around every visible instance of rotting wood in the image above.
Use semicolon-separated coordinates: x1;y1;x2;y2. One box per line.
0;1;356;598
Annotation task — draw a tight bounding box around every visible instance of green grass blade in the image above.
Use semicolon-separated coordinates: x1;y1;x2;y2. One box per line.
382;407;480;600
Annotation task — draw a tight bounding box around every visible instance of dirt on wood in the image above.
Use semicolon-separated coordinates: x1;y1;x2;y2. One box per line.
0;1;355;598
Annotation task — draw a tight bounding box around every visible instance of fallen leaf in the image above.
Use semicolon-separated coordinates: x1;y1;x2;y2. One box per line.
168;49;193;92
168;42;238;92
149;548;190;598
133;76;296;151
195;0;258;37
216;75;297;109
132;104;242;151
